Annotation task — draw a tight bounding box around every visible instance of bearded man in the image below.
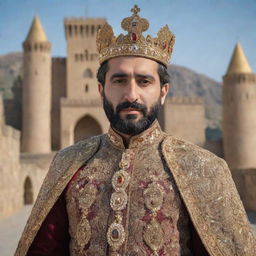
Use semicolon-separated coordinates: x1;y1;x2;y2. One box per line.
16;5;256;256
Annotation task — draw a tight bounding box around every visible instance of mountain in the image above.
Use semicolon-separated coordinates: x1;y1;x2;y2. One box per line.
0;52;222;131
0;52;23;99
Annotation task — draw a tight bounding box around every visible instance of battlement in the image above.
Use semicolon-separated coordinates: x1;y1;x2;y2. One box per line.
166;96;203;105
23;41;51;52
223;73;256;84
64;18;106;39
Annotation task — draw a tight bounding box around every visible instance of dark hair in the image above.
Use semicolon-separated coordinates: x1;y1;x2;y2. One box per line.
96;59;170;87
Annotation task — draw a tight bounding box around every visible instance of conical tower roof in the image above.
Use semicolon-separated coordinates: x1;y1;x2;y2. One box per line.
25;16;48;42
226;43;252;75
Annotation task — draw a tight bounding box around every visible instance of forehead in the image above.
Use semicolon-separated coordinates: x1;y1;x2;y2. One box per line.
107;56;159;75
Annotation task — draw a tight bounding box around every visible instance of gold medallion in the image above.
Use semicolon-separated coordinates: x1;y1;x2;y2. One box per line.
144;182;164;212
143;218;164;253
107;222;126;250
112;169;130;191
110;190;128;211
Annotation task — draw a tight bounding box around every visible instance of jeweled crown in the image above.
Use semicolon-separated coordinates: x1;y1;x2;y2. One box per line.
96;5;175;66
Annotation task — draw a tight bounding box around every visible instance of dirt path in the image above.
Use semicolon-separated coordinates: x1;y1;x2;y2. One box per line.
0;206;32;256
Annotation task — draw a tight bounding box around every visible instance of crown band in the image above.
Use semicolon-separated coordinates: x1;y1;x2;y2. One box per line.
96;5;175;66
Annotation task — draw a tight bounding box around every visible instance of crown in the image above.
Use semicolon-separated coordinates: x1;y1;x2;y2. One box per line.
96;5;175;66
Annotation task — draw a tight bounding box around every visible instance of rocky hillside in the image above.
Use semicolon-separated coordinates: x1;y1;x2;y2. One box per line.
0;52;222;130
0;52;23;99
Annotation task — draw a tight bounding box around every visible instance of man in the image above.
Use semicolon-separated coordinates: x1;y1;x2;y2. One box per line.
16;5;256;256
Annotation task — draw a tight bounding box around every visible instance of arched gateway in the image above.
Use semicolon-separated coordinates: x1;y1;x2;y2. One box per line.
74;115;102;143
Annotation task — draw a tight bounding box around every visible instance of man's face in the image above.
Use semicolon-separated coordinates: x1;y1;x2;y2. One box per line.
98;56;169;135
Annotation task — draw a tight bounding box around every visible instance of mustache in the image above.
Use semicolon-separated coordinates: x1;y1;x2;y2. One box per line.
116;101;147;115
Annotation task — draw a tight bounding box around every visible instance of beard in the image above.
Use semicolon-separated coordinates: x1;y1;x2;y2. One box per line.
103;94;161;135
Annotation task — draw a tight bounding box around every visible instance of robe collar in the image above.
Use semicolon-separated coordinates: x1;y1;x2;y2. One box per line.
107;120;164;149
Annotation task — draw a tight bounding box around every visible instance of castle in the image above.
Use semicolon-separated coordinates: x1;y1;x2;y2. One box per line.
0;16;255;219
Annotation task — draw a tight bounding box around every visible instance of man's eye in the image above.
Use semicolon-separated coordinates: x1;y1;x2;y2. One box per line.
139;79;151;86
113;79;126;84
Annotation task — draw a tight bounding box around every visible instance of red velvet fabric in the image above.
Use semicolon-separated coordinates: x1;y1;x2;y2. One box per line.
26;190;70;256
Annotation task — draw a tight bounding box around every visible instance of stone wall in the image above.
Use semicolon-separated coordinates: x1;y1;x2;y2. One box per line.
0;93;21;219
20;152;55;205
162;97;205;146
231;168;256;212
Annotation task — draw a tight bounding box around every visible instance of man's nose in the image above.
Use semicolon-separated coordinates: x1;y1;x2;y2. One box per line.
123;79;139;102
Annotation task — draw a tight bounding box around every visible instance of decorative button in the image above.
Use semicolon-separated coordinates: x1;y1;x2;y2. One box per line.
107;223;125;249
112;170;130;191
110;190;128;211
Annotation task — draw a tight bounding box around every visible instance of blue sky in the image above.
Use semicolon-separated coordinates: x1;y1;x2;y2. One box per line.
0;0;255;81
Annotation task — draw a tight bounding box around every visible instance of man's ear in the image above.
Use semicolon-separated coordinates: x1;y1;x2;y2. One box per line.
98;83;104;98
160;83;169;105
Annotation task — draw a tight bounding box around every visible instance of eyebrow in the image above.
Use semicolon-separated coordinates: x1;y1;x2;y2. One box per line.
110;72;155;81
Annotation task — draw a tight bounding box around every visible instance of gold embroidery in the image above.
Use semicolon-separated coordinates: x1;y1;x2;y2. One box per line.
74;217;91;252
162;136;256;256
143;218;164;254
143;182;165;255
107;120;162;149
144;182;164;212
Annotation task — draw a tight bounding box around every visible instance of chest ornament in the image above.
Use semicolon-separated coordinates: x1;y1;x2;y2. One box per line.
107;150;134;255
143;182;164;255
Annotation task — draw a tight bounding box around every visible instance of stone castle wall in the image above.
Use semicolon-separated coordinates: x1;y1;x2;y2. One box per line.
163;97;205;146
0;93;21;219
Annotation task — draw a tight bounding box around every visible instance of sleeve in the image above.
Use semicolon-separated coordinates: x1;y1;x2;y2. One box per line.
26;189;70;256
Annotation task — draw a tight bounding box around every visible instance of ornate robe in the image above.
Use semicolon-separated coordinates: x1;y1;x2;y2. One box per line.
15;121;256;256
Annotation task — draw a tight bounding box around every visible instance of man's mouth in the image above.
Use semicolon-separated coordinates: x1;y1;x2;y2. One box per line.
121;108;141;114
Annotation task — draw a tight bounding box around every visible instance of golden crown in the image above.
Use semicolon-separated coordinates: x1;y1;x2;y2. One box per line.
96;5;175;66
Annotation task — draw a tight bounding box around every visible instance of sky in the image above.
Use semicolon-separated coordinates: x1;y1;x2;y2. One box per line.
0;0;255;82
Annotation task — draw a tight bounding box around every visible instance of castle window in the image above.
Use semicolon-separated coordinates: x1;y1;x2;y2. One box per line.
68;25;72;36
84;49;88;60
86;25;89;35
85;84;89;93
91;25;95;36
83;68;93;78
80;25;84;36
74;25;78;35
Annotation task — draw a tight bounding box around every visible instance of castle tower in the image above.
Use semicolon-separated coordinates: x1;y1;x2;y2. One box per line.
22;16;52;153
59;18;109;148
222;43;256;169
64;18;106;99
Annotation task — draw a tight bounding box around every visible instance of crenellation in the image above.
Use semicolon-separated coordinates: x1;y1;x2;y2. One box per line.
64;18;106;39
